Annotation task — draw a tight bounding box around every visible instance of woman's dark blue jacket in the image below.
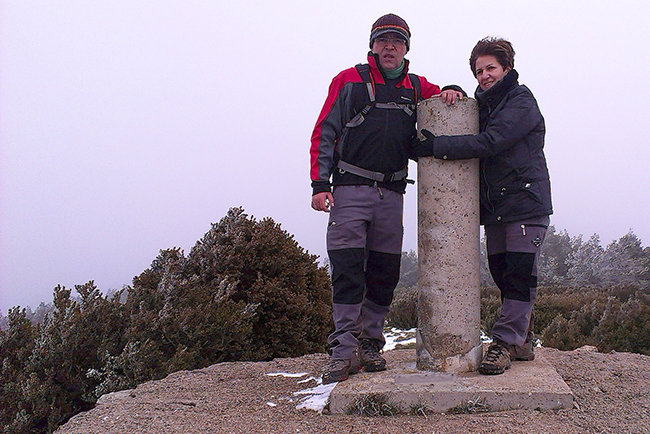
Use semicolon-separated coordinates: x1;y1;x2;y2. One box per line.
432;70;552;225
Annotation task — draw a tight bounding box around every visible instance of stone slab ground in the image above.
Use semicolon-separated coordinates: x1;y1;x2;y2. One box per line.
330;346;573;414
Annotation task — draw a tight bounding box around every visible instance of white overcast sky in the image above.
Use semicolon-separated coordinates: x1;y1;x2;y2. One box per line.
1;0;649;313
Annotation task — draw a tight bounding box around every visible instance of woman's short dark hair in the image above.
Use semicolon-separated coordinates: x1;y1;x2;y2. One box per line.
469;37;515;77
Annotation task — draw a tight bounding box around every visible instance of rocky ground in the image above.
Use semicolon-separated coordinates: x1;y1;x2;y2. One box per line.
55;346;650;434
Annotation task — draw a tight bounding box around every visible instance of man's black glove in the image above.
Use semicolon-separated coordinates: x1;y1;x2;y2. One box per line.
412;129;436;158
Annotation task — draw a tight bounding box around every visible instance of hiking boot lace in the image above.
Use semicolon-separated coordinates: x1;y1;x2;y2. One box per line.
360;339;381;356
484;343;508;363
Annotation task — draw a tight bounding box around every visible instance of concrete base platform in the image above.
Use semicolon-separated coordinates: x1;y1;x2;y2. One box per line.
329;348;574;414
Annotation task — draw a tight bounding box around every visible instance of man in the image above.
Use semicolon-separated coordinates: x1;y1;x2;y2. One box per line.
310;13;463;383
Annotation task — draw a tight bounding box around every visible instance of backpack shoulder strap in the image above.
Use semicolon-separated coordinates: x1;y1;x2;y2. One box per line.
408;73;422;104
355;63;375;102
343;64;375;128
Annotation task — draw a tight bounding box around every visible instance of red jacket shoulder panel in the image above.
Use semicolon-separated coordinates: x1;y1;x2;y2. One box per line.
418;76;441;99
310;67;363;182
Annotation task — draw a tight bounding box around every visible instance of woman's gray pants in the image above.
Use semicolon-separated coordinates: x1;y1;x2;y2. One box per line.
485;216;549;347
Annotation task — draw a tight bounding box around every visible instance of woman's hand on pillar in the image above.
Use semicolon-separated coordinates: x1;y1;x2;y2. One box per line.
412;129;436;158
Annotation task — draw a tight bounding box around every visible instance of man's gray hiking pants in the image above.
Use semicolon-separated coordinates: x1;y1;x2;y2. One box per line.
485;216;549;347
326;185;403;360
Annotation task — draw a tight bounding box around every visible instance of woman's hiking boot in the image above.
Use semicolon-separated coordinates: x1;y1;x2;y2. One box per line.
479;340;512;375
357;339;387;372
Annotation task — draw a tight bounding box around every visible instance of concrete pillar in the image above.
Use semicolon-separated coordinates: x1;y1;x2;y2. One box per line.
416;97;481;373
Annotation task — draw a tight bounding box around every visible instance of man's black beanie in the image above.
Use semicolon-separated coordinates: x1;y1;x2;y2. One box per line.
369;13;411;51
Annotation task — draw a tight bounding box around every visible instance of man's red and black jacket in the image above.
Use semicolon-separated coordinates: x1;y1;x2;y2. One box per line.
310;52;444;195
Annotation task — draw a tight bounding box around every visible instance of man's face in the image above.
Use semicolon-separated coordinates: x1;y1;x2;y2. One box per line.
371;32;407;71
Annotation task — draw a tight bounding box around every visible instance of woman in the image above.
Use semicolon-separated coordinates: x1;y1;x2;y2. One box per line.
414;37;552;375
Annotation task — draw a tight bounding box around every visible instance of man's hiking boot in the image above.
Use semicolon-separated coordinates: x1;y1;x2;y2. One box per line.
479;340;512;375
357;339;387;372
510;334;535;361
321;358;351;384
349;353;362;375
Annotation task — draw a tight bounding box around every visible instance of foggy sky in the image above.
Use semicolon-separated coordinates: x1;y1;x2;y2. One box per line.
1;0;649;313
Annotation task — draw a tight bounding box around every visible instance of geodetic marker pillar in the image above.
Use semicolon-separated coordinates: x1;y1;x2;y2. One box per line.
416;97;482;373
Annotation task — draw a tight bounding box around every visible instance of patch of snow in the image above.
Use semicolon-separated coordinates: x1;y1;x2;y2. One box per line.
266;372;309;378
383;327;416;351
297;376;319;384
294;382;337;413
266;402;277;407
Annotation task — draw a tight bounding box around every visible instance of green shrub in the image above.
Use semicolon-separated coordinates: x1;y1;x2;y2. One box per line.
538;287;650;354
480;286;501;334
121;208;332;374
0;207;333;434
594;293;650;354
0;283;126;433
0;308;37;431
177;207;332;361
386;285;417;329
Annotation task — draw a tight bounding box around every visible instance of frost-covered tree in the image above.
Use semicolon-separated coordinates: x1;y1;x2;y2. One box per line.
397;250;418;289
566;233;605;285
599;231;650;286
539;226;572;284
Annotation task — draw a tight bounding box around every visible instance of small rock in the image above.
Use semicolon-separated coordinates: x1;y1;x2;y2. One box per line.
574;345;598;353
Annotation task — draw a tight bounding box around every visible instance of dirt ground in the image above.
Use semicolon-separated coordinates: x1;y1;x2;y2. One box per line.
55;346;650;434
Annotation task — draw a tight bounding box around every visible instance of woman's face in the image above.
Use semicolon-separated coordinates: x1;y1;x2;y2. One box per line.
474;55;510;91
